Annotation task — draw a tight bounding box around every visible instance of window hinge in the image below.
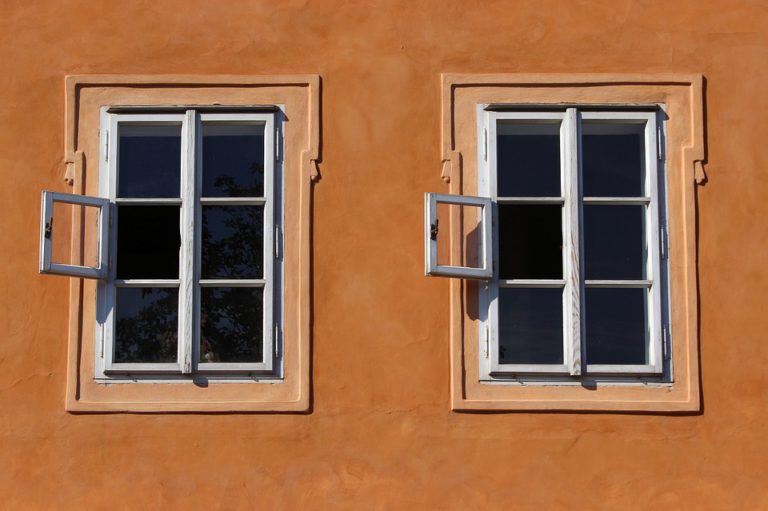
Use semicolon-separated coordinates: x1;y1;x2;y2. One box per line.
275;224;280;259
274;323;281;358
104;131;110;162
275;128;281;162
657;126;663;161
660;225;668;260
99;325;105;359
662;325;670;360
483;128;488;161
484;325;490;359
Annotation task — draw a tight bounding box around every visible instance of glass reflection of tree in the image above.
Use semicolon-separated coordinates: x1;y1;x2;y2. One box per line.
115;288;178;363
200;164;265;363
114;149;265;365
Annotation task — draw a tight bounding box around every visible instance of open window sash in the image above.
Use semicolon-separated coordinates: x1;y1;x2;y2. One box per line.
424;192;492;279
39;191;110;279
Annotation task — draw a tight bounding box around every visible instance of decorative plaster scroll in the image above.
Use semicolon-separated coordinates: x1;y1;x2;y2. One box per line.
440;151;462;184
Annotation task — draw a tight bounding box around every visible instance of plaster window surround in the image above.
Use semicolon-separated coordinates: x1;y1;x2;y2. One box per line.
40;75;319;413
434;73;705;412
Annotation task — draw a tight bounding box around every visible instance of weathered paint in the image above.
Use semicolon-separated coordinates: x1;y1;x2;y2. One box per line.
1;0;767;508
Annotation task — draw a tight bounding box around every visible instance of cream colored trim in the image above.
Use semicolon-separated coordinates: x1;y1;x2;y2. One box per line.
63;75;319;412
64;74;321;184
441;73;705;412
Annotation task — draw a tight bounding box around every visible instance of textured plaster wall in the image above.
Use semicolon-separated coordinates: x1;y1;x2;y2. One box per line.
1;0;767;509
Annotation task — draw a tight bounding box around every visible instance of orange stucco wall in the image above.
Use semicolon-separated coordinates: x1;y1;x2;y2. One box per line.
1;1;767;509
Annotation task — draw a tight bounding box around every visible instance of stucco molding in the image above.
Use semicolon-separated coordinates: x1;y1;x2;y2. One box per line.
440;73;705;412
64;74;322;184
440;73;706;185
62;75;320;412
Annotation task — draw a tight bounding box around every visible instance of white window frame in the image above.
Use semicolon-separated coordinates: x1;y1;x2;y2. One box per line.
93;108;282;379
39;191;110;279
476;106;667;381
424;192;493;279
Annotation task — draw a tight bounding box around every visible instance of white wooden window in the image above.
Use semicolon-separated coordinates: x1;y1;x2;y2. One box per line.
428;107;668;382
478;107;667;380
39;191;109;279
424;193;493;279
41;107;283;379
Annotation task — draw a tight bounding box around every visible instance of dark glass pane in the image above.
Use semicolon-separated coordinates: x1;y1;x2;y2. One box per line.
115;287;178;363
202;123;265;197
201;206;263;279
585;288;648;365
118;124;181;198
499;204;562;279
201;287;264;363
497;122;561;197
499;288;563;364
582;123;645;197
116;206;180;279
584;205;645;280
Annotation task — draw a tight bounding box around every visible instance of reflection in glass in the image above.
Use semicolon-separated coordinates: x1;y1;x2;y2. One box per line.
115;287;178;363
200;287;264;363
116;206;180;279
118;124;181;198
582;123;645;197
497;122;561;197
584;205;646;280
499;204;562;279
585;288;648;365
202;124;265;197
499;287;563;364
201;206;263;279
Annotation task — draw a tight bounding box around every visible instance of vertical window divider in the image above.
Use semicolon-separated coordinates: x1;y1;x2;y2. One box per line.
263;114;276;368
563;108;582;376
179;110;197;374
645;113;663;373
487;112;500;373
192;111;204;373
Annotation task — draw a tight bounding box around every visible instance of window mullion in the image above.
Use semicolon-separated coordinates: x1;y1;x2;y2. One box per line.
178;110;197;374
645;113;664;372
563;108;582;376
263;114;276;367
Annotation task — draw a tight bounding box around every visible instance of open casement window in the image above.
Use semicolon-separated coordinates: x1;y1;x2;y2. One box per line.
42;107;283;380
424;193;492;279
40;191;110;279
474;107;668;381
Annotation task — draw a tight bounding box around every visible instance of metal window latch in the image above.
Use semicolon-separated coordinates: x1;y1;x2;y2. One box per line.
430;219;439;241
44;218;53;239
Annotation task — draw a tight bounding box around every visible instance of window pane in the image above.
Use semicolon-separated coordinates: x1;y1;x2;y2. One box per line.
116;206;180;279
201;206;264;279
498;287;563;365
585;288;648;365
435;201;485;269
584;205;646;280
499;204;562;279
201;287;264;363
115;287;178;363
582;123;645;197
202;123;265;197
497;122;561;197
118;124;181;198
